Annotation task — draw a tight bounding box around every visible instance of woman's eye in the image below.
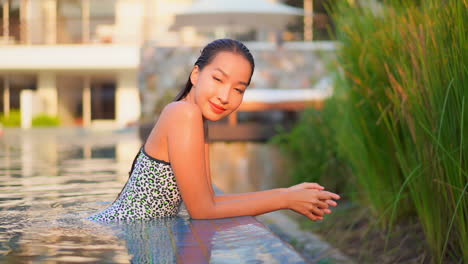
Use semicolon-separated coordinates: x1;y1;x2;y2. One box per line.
235;89;244;94
213;77;221;82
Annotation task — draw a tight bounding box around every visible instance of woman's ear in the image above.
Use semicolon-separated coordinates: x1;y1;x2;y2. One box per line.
190;65;199;86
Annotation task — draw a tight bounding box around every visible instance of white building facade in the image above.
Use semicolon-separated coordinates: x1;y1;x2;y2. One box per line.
0;0;195;128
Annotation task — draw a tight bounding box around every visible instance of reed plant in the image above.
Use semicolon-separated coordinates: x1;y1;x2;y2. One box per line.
327;0;467;262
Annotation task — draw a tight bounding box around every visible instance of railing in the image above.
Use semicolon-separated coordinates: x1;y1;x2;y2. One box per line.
0;19;118;45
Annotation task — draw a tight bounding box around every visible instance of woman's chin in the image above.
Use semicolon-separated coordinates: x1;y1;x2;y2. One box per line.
204;115;223;122
203;111;228;122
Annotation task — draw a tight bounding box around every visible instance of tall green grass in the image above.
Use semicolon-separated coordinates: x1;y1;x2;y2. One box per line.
327;0;467;262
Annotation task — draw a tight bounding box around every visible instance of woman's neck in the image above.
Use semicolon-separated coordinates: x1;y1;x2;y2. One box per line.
181;91;208;124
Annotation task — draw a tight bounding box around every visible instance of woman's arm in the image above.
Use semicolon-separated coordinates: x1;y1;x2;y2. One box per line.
205;142;299;209
204;142;216;198
214;188;285;202
166;102;339;220
167;102;282;218
204;129;287;202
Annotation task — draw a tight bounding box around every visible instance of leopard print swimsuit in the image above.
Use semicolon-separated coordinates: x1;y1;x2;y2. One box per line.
86;146;182;222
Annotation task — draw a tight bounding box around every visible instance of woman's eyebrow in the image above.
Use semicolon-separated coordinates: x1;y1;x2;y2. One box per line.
214;67;248;86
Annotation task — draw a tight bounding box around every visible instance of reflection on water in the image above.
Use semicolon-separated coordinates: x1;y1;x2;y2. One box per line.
0;128;304;263
0;128;142;263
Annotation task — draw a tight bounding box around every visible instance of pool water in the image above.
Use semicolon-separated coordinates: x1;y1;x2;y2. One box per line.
0;128;307;263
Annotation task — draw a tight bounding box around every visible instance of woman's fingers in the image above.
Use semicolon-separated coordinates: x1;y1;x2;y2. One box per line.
316;190;341;201
288;186;341;221
315;200;329;209
304;211;323;221
310;207;325;217
304;182;324;190
324;199;338;207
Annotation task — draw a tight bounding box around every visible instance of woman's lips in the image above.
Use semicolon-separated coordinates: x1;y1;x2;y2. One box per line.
209;101;226;114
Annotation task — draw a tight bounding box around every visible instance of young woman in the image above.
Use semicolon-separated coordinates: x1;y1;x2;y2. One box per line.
87;38;340;223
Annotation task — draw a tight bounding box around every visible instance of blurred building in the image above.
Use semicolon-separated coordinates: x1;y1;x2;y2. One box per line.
0;0;200;128
0;0;306;128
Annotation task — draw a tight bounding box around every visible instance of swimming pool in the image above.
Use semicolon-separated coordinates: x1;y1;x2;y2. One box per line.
0;128;307;263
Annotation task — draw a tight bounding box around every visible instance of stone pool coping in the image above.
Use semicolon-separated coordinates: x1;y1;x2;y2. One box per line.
170;185;310;263
257;211;354;264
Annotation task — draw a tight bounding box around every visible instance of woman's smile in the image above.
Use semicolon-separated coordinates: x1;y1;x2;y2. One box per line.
209;100;226;114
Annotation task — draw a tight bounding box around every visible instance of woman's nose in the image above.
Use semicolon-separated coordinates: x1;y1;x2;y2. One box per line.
217;86;230;104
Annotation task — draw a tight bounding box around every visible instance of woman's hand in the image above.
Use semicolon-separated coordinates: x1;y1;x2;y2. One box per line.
283;182;340;221
287;182;324;192
287;182;339;207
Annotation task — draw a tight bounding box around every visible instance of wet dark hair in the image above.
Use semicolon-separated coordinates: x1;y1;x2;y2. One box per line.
110;39;254;204
173;38;255;101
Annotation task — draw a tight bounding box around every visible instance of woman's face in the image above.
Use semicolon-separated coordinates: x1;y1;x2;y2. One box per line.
189;51;252;121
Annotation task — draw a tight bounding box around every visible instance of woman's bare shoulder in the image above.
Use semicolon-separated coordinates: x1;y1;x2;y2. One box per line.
145;101;203;159
161;101;205;148
161;101;203;122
